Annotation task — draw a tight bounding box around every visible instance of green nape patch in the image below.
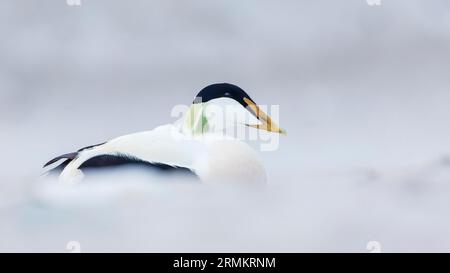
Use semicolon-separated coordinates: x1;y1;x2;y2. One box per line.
200;114;209;133
184;104;210;134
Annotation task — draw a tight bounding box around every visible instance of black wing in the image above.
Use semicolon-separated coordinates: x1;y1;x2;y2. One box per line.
43;142;106;168
44;144;197;178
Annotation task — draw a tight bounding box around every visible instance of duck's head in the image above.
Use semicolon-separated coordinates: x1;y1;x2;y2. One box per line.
183;83;286;136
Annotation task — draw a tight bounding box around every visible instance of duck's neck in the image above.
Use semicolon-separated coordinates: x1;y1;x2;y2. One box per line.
181;104;210;136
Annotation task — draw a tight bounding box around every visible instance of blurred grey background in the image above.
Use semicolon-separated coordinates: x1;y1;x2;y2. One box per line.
1;0;450;252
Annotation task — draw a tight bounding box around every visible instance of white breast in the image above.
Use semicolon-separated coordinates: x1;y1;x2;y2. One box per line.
192;135;267;185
